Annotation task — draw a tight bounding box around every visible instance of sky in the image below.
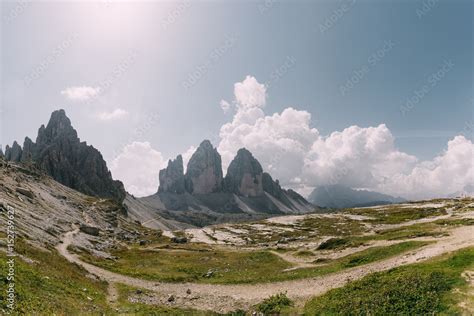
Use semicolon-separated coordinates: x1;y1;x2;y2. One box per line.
1;0;473;199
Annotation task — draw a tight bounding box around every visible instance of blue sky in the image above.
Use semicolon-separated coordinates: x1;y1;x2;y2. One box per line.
1;0;473;198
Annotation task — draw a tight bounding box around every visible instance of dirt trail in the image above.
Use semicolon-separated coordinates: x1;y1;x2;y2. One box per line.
56;225;474;313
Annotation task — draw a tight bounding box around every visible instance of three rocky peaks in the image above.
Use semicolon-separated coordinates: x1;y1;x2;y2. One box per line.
158;140;306;203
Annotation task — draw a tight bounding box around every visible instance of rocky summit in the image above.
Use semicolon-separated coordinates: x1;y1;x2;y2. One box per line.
4;109;126;202
224;148;264;197
129;141;315;227
184;140;223;194
158;155;186;194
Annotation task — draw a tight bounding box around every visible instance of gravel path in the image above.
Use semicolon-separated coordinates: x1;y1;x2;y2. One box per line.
56;224;474;313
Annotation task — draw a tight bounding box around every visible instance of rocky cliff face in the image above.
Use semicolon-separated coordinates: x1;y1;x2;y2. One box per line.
159;155;186;194
4;109;126;202
184;140;223;194
142;144;315;226
5;141;23;162
224;148;264;197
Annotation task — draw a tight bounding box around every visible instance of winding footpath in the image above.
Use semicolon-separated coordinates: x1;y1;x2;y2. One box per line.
56;223;474;313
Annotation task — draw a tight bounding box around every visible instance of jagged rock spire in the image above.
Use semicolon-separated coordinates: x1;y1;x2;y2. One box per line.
4;109;125;202
184;140;223;194
224;148;264;197
159;155;186;194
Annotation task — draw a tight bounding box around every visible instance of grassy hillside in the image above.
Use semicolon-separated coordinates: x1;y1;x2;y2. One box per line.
304;247;474;315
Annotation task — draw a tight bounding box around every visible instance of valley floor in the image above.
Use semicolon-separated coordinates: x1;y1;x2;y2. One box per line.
54;198;474;314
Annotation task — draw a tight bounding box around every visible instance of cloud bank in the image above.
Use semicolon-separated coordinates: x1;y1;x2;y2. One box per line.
216;76;473;200
112;75;473;199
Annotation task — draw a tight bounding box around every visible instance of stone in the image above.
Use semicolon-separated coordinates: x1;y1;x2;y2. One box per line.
79;224;100;236
16;187;35;199
158;155;185;194
184;140;223;194
224;148;264;197
167;294;175;302
171;236;188;244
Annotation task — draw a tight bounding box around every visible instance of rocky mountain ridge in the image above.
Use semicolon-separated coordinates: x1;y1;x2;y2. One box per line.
127;140;315;227
3;109;126;202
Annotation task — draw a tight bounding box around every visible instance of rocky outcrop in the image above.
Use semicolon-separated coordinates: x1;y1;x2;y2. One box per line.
21;137;35;162
184;140;223;194
158;155;186;194
224;148;264;197
5;141;23;162
4;109;126;202
135;145;316;227
262;172;285;199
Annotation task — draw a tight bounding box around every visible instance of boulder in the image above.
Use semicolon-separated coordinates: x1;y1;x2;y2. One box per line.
79;224;100;236
16;187;35;199
171;236;188;244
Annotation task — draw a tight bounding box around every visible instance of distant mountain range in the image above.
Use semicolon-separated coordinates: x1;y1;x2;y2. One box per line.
308;184;406;209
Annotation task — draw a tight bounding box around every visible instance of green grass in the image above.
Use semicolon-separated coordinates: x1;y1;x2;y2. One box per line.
316;238;366;250
79;247;292;284
0;238;227;315
78;241;427;285
294;250;315;257
0;239;112;315
304;247;474;315
347;205;448;225
255;292;294;315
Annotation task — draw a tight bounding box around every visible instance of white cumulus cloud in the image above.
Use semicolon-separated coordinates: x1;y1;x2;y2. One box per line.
234;75;266;109
214;75;474;200
97;108;129;121
61;86;101;101
379;136;474;199
110;141;167;197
